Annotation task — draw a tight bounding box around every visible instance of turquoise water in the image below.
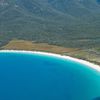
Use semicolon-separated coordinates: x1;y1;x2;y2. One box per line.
0;52;100;100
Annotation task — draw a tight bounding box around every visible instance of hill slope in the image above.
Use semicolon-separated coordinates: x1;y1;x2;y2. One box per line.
0;0;100;48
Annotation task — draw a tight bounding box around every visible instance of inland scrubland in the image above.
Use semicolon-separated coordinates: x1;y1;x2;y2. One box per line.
1;39;100;66
0;0;100;65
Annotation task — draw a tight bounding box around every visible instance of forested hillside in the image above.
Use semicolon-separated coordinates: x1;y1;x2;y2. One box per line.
0;0;100;48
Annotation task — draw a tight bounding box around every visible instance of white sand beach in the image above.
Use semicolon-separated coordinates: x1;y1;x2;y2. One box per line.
0;50;100;72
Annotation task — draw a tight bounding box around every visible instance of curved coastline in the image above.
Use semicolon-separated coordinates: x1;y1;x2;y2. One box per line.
0;50;100;72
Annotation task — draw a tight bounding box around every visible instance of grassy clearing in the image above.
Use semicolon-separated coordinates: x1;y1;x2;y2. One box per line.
1;39;100;65
1;39;79;54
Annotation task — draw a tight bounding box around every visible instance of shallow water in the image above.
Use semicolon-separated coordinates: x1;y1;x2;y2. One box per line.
0;52;100;100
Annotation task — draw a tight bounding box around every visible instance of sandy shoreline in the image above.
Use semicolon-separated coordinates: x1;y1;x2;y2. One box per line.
0;50;100;72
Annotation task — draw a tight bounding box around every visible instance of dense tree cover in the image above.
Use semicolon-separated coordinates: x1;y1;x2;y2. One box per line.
0;0;100;48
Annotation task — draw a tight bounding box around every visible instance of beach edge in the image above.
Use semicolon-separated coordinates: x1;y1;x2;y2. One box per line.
0;50;100;72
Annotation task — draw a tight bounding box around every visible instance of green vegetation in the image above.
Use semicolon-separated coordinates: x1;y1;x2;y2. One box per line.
1;39;100;65
0;0;100;65
0;0;100;48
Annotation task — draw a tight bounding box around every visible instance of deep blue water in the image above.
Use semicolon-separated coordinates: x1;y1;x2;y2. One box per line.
0;52;100;100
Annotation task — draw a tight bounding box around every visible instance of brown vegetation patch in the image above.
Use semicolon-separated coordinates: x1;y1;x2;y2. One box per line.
2;39;79;54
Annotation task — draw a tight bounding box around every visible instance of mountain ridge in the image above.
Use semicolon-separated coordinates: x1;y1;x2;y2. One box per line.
0;0;100;48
